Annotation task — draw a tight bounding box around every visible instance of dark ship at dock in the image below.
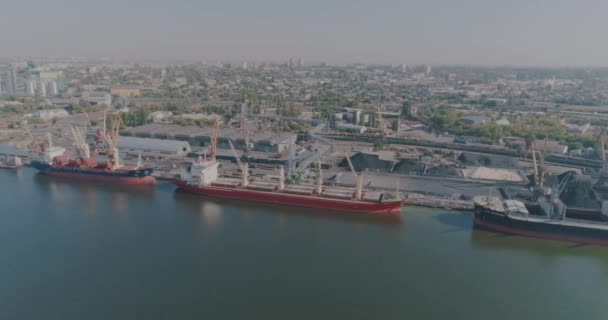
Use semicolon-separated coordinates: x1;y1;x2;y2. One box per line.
474;138;608;246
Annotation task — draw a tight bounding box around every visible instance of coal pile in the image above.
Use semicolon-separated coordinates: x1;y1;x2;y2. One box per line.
457;152;519;168
393;158;422;174
552;172;600;209
426;165;463;177
339;153;394;172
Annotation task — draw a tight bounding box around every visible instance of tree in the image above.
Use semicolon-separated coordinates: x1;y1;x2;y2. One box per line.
401;101;412;119
391;120;399;131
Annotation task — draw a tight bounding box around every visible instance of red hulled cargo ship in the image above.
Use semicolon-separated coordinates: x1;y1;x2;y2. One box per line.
171;120;403;213
172;159;403;213
31;123;155;185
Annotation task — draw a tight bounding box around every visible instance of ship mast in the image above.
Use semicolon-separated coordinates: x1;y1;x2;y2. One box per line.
345;152;363;200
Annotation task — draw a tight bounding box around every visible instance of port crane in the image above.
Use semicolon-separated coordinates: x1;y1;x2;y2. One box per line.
228;139;249;187
69;125;91;160
592;128;608;192
377;103;387;136
105;113;122;159
314;146;323;195
344;152;363;200
239;102;250;156
103;130;121;170
523;138;548;191
210;118;219;162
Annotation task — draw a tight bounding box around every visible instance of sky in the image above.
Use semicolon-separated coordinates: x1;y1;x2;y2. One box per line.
2;0;608;66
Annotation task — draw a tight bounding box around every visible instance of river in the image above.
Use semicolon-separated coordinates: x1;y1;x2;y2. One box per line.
1;167;608;319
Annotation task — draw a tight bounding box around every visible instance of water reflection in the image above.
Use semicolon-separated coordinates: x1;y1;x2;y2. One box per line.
33;172;155;215
434;212;473;233
200;200;222;228
470;228;608;266
173;188;404;228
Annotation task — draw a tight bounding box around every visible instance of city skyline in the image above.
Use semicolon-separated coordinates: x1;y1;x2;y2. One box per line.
2;0;608;66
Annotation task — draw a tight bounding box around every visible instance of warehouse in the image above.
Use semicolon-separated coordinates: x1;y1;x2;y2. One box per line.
120;123;297;153
118;136;191;156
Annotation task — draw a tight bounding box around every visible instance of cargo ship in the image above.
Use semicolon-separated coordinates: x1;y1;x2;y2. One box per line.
0;155;24;169
172;120;404;213
473;193;608;246
31;118;155;185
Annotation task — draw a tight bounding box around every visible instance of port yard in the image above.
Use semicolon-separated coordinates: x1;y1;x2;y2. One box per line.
0;109;601;213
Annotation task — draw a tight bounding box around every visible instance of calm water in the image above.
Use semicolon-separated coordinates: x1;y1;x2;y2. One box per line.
1;168;608;319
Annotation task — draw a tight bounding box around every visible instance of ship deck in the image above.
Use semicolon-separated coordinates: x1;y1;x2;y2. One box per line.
506;212;608;231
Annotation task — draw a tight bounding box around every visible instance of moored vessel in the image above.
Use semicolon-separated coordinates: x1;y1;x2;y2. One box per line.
0;155;24;169
172;120;403;213
473;190;608;246
31;115;155;185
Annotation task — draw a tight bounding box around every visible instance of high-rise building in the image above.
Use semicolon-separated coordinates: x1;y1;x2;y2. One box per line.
47;81;58;96
26;80;36;96
2;68;17;95
39;81;47;97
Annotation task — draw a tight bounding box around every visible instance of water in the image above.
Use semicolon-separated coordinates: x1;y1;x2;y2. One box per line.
1;168;608;319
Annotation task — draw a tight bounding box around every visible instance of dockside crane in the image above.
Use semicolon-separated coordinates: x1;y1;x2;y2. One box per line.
598;128;607;171
240;102;250;156
523;138;548;191
210;118;219;162
69;125;91;160
103;131;121;170
315;147;323;195
105;113;122;159
229;139;248;187
377;103;387;136
345;152;363;200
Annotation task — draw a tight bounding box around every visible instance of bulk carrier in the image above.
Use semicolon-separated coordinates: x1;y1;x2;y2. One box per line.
473;173;608;246
31;114;155;185
172;120;404;213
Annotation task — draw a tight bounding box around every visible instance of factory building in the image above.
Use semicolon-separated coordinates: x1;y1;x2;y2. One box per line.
118;136;191;156
120;123;297;153
111;87;141;97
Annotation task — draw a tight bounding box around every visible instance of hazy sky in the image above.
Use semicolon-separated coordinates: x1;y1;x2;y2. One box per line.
2;0;608;66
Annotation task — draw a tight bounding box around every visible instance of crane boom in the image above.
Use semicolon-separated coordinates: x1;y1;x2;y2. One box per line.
345;152;358;178
229;139;248;187
344;152;363;200
210;118;219;161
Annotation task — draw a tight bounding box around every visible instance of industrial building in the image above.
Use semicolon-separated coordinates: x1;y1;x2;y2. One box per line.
111;87;141;97
84;92;112;106
120;123;297;153
118;136;191;155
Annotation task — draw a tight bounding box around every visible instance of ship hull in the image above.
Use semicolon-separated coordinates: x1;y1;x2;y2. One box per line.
173;179;404;214
31;161;156;185
474;204;608;246
0;164;23;170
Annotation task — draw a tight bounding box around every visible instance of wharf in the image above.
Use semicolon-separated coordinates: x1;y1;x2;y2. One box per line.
405;196;473;211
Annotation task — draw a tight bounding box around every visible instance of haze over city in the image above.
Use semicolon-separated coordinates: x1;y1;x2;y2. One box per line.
2;0;608;66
